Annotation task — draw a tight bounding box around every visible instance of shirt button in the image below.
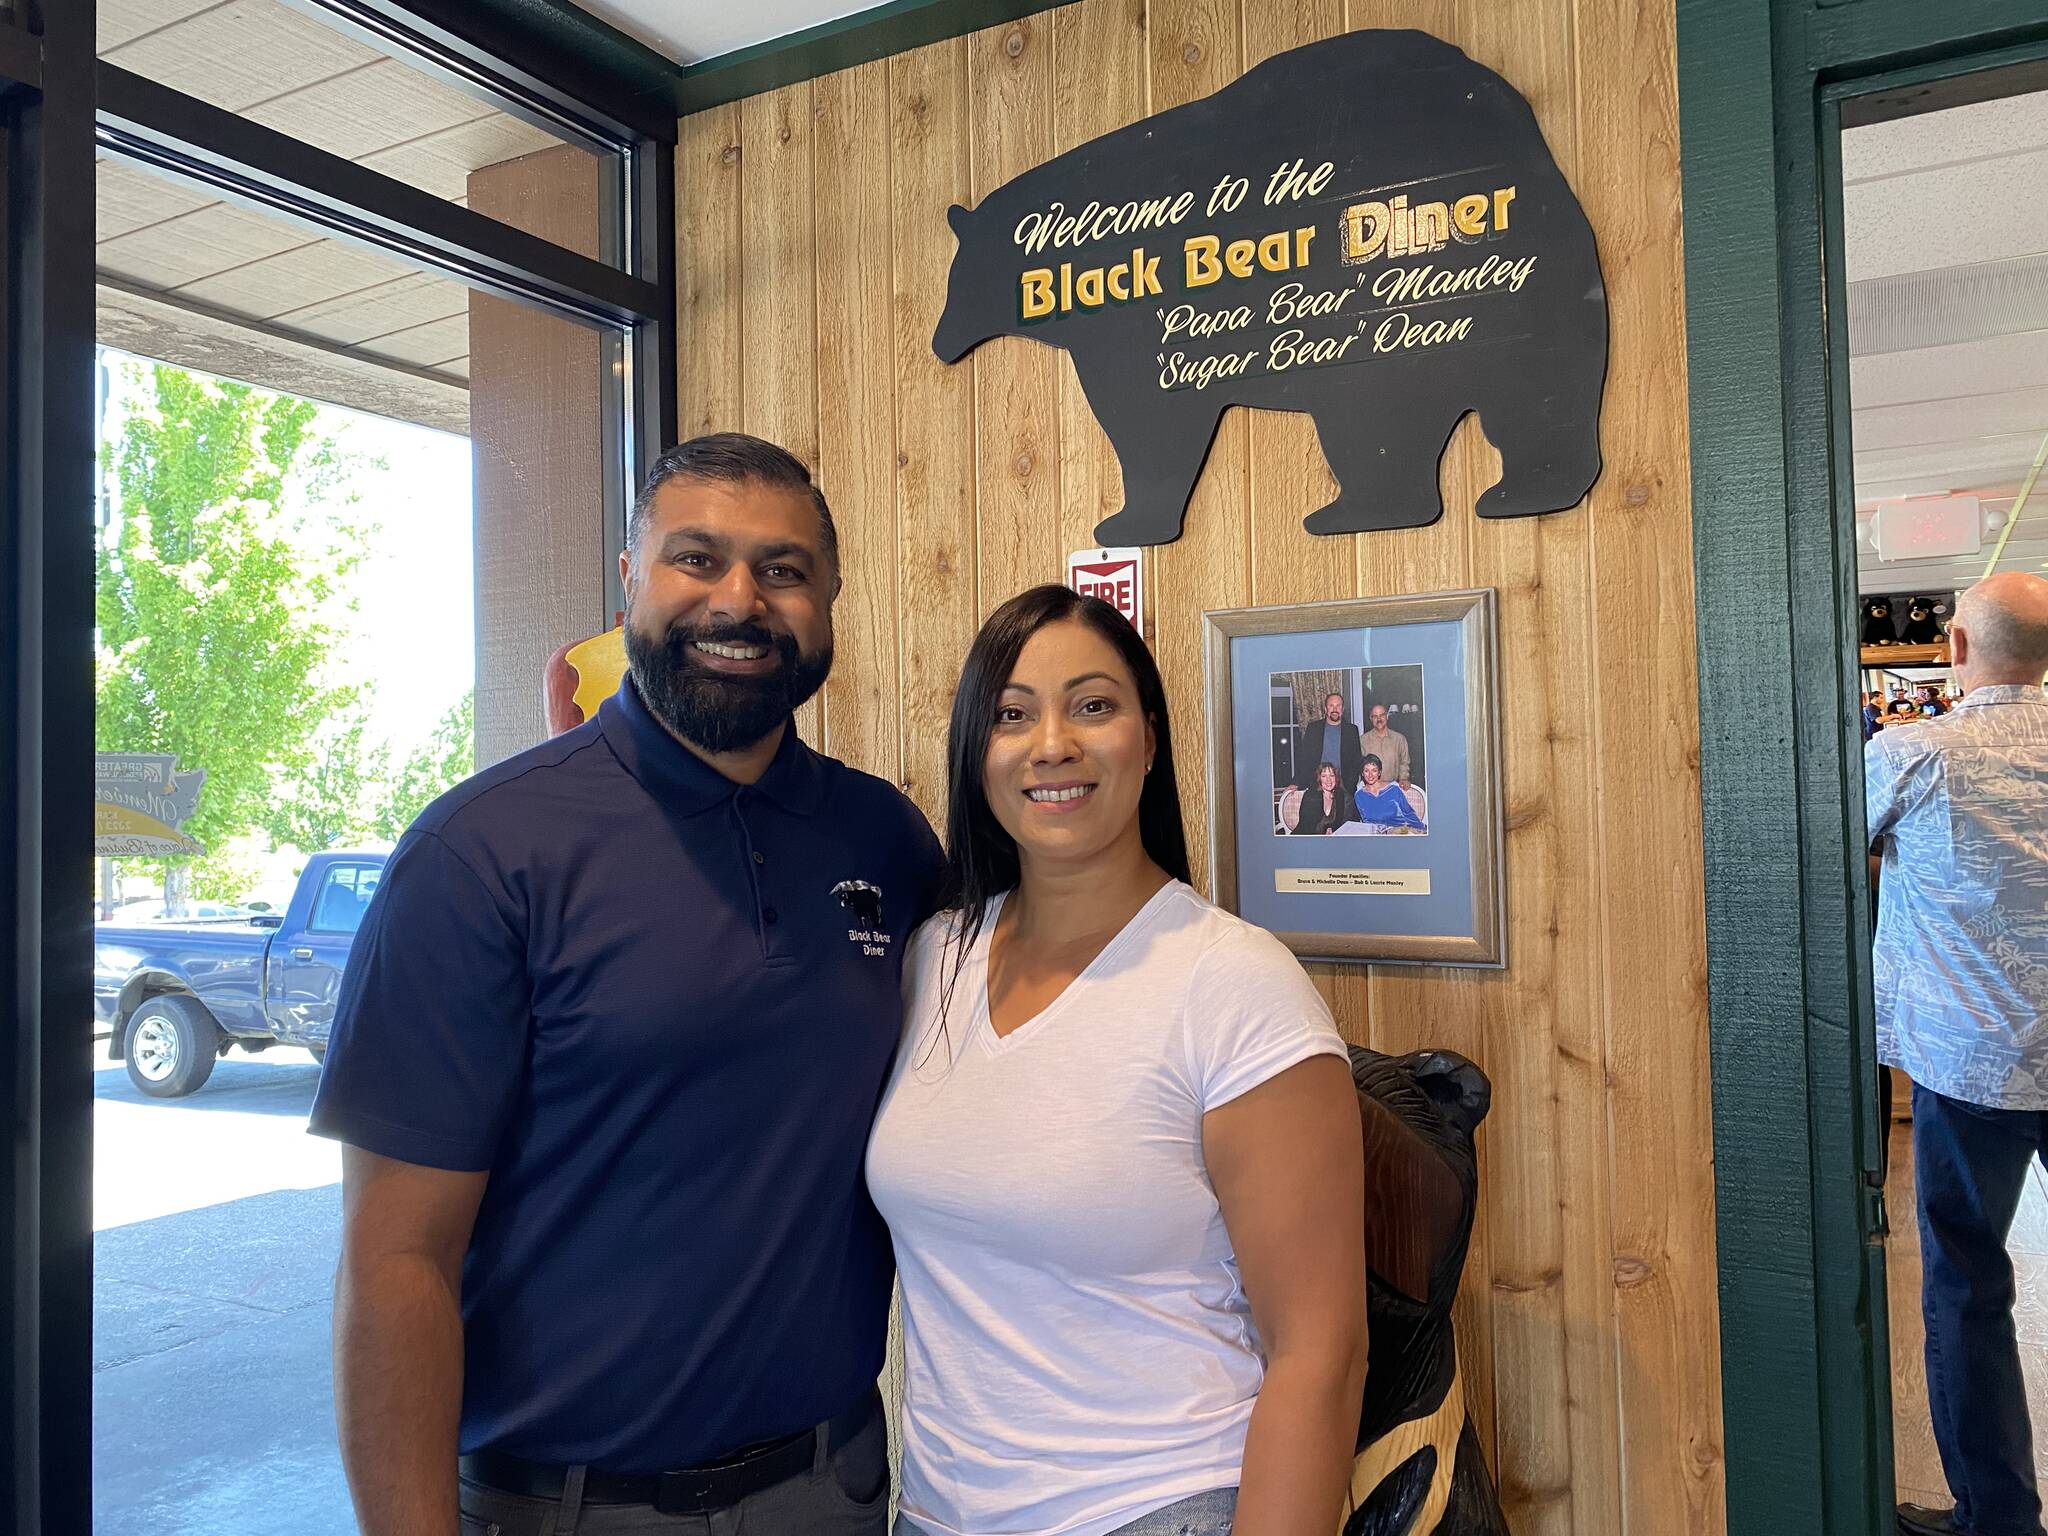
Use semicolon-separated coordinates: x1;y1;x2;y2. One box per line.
753;851;766;866
763;907;779;925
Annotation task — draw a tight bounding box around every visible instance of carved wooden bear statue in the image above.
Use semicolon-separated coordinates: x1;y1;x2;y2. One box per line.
1861;597;1898;647
1343;1048;1506;1536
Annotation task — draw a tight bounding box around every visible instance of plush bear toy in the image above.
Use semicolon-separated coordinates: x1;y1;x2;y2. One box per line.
1861;597;1898;647
1899;596;1944;646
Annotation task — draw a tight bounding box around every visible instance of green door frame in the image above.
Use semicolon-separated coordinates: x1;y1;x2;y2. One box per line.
1678;2;2048;1533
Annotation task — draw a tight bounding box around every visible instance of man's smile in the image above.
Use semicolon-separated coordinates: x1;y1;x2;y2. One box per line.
689;638;778;672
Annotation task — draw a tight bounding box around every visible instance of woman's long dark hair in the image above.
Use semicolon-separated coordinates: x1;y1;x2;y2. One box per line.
928;583;1191;1043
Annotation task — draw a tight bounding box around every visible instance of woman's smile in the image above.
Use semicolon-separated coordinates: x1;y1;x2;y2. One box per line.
1024;780;1097;812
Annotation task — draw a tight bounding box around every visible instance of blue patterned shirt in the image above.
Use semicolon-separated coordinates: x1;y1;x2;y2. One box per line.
1867;683;2048;1108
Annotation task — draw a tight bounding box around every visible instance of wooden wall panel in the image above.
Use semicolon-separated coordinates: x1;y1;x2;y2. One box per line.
741;85;819;753
676;104;743;439
1459;8;1599;1531
671;2;1720;1530
968;17;1061;612
890;38;978;821
816;61;904;788
737;85;826;747
1574;0;1724;1527
736;87;820;468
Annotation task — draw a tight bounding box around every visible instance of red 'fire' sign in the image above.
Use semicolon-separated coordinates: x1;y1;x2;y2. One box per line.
1065;549;1144;637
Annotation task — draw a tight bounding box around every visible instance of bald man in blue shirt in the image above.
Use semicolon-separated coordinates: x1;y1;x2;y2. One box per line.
1875;574;2048;1536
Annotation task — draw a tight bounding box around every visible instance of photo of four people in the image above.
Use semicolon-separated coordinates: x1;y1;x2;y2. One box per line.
1271;666;1429;836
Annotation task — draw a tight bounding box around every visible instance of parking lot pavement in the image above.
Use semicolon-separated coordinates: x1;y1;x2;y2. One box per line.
93;1047;357;1535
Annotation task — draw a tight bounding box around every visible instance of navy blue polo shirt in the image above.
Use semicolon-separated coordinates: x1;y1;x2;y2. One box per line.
309;676;943;1472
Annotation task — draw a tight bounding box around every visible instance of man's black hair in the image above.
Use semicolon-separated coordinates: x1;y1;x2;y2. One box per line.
629;432;839;576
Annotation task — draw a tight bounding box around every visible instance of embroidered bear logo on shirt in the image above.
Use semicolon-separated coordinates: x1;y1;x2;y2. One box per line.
832;880;884;926
833;881;893;957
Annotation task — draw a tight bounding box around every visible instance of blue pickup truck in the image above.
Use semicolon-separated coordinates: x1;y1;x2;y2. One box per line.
94;850;388;1098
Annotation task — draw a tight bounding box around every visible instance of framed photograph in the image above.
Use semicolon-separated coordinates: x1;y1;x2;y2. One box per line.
1203;590;1504;966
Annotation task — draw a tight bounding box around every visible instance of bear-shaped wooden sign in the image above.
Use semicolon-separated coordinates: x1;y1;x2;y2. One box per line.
933;29;1608;547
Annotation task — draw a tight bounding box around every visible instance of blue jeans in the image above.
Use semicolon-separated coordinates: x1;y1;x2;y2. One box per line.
896;1487;1236;1536
1915;1082;2048;1536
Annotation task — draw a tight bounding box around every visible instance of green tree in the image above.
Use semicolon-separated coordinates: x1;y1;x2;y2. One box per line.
96;361;364;896
263;703;389;853
376;691;475;842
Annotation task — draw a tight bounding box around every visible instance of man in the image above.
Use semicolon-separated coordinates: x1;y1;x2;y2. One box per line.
1360;701;1412;789
311;433;943;1535
1292;690;1363;794
1870;572;2048;1536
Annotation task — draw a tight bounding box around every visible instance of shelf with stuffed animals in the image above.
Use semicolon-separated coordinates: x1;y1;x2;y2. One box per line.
1858;592;1953;668
1859;641;1950;667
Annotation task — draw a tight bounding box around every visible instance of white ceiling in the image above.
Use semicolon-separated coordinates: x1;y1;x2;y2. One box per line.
93;0;589;431
568;0;885;65
1844;87;2048;599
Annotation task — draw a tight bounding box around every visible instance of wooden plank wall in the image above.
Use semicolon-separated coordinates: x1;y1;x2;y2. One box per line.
675;2;1721;1531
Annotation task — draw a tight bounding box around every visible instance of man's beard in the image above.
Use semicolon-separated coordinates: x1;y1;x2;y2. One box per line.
625;616;832;755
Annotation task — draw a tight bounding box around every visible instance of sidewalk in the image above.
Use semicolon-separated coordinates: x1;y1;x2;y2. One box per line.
92;1051;354;1536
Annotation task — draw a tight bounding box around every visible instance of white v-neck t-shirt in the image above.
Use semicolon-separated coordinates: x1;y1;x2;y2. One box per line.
866;881;1348;1536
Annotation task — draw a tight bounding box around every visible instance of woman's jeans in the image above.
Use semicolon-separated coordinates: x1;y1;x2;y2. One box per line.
896;1487;1236;1536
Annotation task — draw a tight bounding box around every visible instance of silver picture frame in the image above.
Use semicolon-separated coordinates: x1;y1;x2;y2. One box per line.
1203;588;1506;966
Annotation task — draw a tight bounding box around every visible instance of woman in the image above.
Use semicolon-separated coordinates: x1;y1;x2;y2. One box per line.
869;585;1367;1536
1292;760;1354;835
1352;753;1425;831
